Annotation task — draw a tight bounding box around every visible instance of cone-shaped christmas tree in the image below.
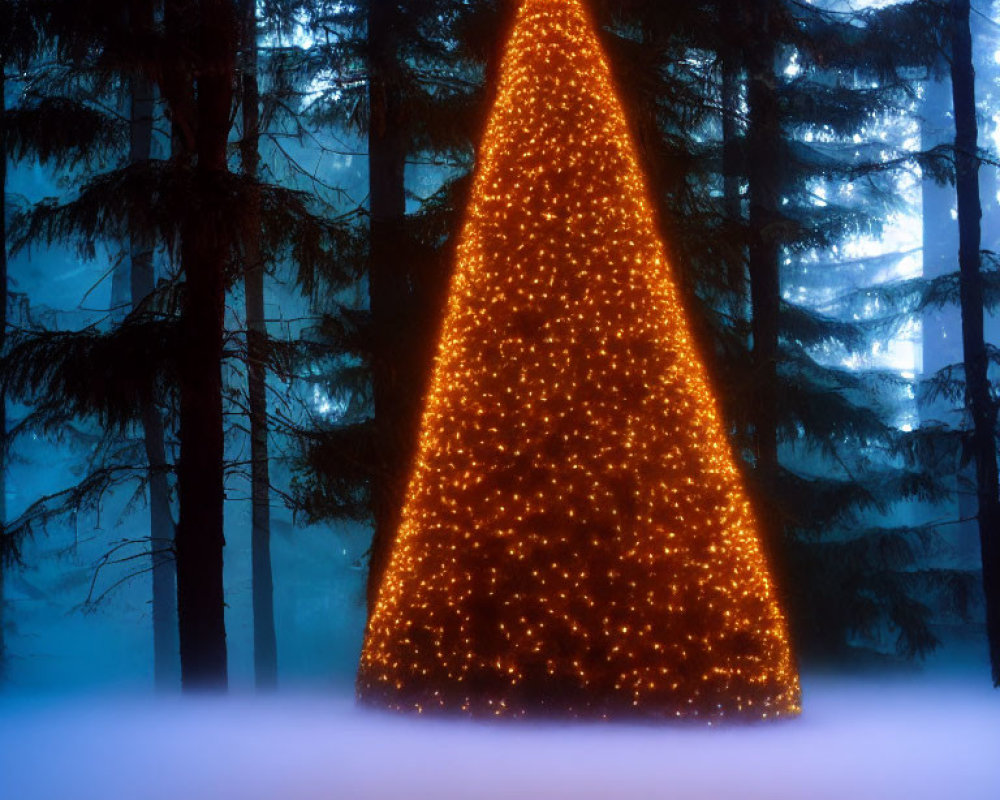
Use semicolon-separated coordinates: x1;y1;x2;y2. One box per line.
357;0;801;720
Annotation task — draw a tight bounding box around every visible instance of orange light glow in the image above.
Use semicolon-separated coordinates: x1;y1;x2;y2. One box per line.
357;0;801;720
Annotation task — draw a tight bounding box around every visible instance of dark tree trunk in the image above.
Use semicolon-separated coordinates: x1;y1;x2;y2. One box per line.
950;0;1000;687
240;0;277;689
973;3;1000;551
918;63;978;561
721;40;744;323
174;0;235;690
128;31;180;689
745;0;781;488
365;0;410;615
0;60;8;680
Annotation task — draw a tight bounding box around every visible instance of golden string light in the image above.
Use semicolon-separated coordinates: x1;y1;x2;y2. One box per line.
357;0;801;720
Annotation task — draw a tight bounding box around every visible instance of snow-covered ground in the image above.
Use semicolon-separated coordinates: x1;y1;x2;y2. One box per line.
1;672;997;799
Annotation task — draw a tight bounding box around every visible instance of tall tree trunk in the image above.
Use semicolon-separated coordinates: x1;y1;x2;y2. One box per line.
174;0;235;689
919;63;978;562
950;0;1000;687
365;0;410;615
721;41;744;323
745;0;781;493
973;2;1000;531
0;59;8;681
129;35;180;689
240;0;277;689
973;0;1000;257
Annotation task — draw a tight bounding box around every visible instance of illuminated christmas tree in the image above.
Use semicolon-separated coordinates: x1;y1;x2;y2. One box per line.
357;0;801;720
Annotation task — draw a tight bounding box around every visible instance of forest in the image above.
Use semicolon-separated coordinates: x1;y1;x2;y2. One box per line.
0;0;999;796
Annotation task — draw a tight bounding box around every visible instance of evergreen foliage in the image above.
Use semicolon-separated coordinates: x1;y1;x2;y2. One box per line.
583;0;975;661
1;0;998;690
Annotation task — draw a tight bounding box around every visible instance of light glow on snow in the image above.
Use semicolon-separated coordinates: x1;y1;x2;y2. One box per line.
0;675;997;800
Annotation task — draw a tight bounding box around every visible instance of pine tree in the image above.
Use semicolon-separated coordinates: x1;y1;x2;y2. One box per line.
949;0;1000;686
3;0;358;689
0;0;128;682
294;0;506;609
358;0;800;720
239;0;278;690
0;0;228;690
0;2;11;680
155;0;234;690
599;0;961;661
365;0;411;616
124;0;180;691
744;0;782;540
2;0;240;689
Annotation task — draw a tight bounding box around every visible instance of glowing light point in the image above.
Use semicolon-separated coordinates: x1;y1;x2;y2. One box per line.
357;0;801;720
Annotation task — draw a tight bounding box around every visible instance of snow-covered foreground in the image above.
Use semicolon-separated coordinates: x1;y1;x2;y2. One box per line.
1;674;998;799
